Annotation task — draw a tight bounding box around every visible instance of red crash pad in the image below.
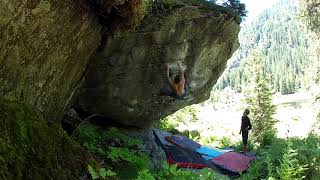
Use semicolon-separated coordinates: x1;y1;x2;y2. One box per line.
211;152;255;173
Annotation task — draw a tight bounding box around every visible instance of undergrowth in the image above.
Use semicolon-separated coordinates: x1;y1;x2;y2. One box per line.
75;121;320;180
74;124;222;179
74;125;147;179
238;133;320;180
144;0;244;24
156;113;320;180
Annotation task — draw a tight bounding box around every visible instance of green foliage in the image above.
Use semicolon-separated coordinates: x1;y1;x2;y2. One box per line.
155;105;199;131
76;124;102;155
135;163;225;179
75;125;152;179
222;0;247;22
188;130;201;141
234;139;256;152
200;135;218;145
144;0;154;13
75;125;142;157
103;127;141;147
290;133;320;179
155;117;178;132
244;52;278;144
239;139;287;179
246;53;277;143
101;168;117;177
88;164;116;180
259;130;277;147
136;169;156;180
88;165;99;180
108;147;150;170
239;134;320;180
193;0;247;23
146;0;244;23
276;147;308;180
150;0;179;12
162;0;179;10
218;136;232;148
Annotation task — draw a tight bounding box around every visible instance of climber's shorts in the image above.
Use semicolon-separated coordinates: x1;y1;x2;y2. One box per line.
242;131;249;145
160;80;189;100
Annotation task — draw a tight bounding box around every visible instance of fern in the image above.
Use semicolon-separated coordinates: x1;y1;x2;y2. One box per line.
103;127;141;147
135;169;155;180
88;165;99;180
108;147;149;170
88;165;116;179
276;147;308;180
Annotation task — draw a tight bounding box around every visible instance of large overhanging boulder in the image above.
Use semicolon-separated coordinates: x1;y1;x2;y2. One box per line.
76;6;240;127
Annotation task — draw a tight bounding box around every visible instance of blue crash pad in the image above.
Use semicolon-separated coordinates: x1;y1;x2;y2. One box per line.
196;146;224;160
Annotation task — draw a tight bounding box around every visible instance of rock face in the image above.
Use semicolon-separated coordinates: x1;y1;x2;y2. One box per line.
131;128;167;170
0;1;102;178
76;6;240;127
0;98;90;179
0;0;101;121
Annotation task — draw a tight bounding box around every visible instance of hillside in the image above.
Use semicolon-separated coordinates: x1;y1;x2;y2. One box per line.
216;0;317;94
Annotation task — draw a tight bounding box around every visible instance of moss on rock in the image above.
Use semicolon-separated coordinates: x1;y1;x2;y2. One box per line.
0;97;90;179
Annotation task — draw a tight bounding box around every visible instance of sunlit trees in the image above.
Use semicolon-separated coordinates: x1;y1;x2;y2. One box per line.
299;0;320;133
299;0;320;34
216;0;314;94
299;0;320;84
244;51;277;145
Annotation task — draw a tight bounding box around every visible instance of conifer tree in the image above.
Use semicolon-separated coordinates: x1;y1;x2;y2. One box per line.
223;0;247;21
244;51;278;145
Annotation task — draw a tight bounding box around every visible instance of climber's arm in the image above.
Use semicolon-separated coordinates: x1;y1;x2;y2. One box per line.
166;64;173;85
178;62;185;85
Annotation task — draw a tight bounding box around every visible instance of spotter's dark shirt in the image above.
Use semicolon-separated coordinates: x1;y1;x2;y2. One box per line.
241;115;252;132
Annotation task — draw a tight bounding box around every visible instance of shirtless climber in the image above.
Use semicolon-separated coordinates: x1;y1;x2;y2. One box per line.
160;62;188;99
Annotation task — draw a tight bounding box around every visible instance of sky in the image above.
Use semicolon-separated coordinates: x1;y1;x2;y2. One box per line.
240;0;281;24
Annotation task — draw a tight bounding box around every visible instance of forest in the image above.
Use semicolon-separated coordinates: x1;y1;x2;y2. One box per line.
216;0;319;95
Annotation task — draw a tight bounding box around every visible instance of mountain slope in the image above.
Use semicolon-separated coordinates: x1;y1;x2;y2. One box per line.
217;0;316;94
